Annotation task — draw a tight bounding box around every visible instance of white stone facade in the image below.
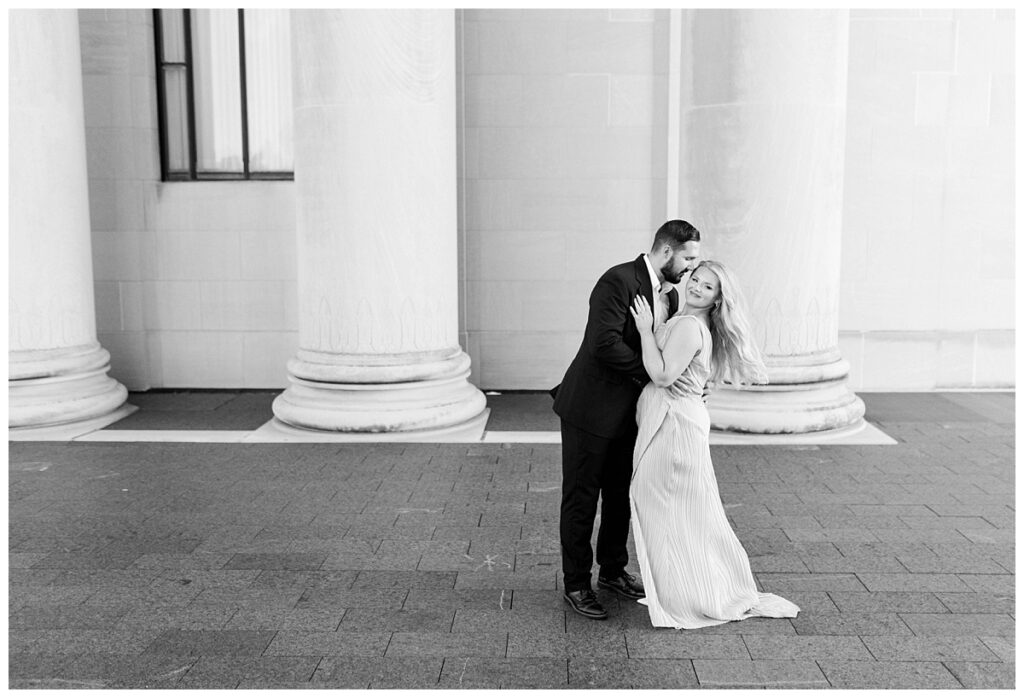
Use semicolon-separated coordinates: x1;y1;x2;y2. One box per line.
24;9;1013;403
838;9;1015;390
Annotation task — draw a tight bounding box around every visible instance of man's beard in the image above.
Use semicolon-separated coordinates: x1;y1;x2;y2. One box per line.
661;264;687;285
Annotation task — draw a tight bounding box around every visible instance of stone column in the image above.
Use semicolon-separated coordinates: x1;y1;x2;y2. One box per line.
273;9;487;435
9;9;129;429
677;9;864;433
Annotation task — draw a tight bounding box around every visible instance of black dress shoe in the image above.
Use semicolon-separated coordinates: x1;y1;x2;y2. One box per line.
563;589;608;620
598;571;645;600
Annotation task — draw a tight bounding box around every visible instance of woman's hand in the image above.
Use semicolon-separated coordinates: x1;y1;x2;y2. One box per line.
630;295;655;335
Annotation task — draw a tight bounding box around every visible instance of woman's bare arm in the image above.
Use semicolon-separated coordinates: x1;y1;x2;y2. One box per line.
629;297;701;388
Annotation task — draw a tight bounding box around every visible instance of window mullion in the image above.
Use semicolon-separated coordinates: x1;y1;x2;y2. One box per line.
238;9;250;179
183;8;199;180
153;10;169;180
154;7;293;181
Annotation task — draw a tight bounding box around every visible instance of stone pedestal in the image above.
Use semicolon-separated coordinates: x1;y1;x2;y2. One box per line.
9;10;129;429
677;10;864;433
273;10;487;434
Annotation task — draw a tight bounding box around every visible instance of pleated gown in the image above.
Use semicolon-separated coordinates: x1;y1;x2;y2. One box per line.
630;315;799;629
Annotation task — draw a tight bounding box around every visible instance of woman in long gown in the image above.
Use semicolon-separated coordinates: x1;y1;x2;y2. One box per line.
628;260;799;629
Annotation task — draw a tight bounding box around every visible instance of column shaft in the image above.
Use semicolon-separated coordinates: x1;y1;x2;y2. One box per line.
678;10;864;433
273;10;486;434
9;9;128;428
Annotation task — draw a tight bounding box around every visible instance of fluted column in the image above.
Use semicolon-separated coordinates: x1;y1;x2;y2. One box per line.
9;10;129;429
678;10;864;433
273;10;487;435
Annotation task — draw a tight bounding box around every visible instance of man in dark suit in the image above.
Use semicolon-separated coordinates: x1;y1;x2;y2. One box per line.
552;219;701;619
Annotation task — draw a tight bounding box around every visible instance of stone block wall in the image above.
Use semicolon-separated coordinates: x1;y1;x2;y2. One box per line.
81;9;298;389
458;9;671;389
80;9;155;389
839;9;1014;389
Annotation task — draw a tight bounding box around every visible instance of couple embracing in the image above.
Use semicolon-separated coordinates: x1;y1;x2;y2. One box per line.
551;219;800;629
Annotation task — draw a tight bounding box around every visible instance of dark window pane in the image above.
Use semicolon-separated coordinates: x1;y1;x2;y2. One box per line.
163;66;190;173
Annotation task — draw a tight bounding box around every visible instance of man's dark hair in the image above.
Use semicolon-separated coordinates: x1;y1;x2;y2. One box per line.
652;219;700;251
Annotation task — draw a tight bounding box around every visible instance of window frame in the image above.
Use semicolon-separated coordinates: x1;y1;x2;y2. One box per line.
153;8;293;182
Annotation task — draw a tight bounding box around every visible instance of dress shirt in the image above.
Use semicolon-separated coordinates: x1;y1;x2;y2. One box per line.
642;253;669;326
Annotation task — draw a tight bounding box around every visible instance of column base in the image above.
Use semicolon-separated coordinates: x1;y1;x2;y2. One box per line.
9;403;138;441
272;350;488;433
253;409;489;442
708;378;866;434
9;344;130;429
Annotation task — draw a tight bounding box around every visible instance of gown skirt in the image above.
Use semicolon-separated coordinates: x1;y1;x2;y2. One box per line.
629;383;800;629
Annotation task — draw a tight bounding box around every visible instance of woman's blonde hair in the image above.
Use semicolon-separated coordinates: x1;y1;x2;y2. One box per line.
694;260;767;386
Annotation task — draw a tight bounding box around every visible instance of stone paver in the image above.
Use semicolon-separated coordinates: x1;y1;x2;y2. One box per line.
826;590;949;613
957;573;1015;594
340;607;456;633
115;605;240;631
742;635;873;660
692;659;830;688
943;661;1016;689
311;657;444;689
438;657;569;689
624;632;749;659
402;587;512;611
7;392;1014;688
569;657;699;688
792;612;914;636
223;607;346;632
861;636;1002;662
11;629;163;655
757;572;869;592
507;627;628;659
296;587;406;610
9;605;130;630
224;552;327;570
818;660;962;689
979;636;1015;662
142;629;276;657
8;652;199;689
178;656;320;688
452;608;565;633
385;631;508;658
898;612;1015;636
856;573;974;592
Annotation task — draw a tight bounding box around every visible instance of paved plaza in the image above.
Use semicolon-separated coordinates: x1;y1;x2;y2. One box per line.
7;392;1015;689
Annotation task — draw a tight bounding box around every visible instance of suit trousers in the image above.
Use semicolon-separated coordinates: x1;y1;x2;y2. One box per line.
559;419;636;592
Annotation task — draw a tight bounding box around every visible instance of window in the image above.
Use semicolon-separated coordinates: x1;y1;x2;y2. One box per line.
154;9;293;180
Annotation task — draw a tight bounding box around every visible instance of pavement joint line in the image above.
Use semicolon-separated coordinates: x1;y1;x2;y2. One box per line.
701;680;831;687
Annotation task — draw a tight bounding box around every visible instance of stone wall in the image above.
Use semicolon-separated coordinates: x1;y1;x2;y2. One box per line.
458;9;670;389
838;9;1014;389
81;9;298;389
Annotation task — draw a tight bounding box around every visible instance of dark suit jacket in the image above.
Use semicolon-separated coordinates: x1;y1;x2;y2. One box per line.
552;255;680;439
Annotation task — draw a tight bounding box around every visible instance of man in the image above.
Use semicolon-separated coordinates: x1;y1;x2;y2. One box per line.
552;219;702;620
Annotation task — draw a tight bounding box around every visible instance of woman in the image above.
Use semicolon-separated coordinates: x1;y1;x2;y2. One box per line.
628;260;799;629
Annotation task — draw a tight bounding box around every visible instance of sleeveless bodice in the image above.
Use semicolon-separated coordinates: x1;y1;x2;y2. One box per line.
654;314;711;399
